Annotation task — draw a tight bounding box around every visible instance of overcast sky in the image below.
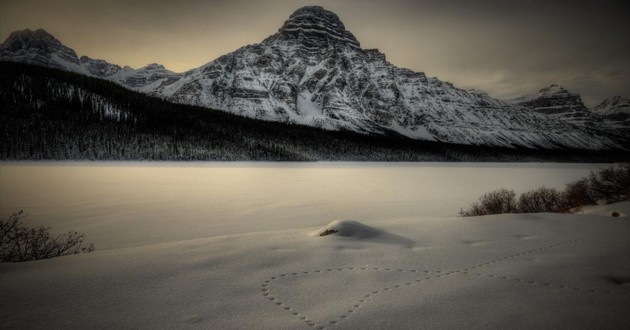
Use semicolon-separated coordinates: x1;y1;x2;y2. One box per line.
1;0;628;106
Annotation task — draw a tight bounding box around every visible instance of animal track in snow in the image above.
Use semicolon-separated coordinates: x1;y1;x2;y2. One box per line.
262;239;629;328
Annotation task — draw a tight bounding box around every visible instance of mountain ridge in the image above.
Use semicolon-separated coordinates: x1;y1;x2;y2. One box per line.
592;96;630;133
0;6;626;151
8;61;620;161
507;84;605;128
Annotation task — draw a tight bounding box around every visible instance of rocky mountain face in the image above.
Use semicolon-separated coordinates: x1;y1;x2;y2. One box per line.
0;28;182;93
593;96;630;115
0;28;86;73
507;84;603;127
77;58;181;93
593;96;630;132
510;86;630;135
0;7;624;150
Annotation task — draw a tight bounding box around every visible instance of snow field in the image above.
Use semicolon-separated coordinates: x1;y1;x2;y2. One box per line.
1;163;628;329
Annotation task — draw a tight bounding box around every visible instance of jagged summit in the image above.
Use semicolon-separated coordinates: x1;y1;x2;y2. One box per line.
511;84;573;102
3;28;59;47
0;30;182;91
593;96;630;115
80;56;122;77
533;85;581;105
539;84;566;93
507;84;601;127
264;6;361;49
592;96;630;132
141;63;168;71
0;28;83;71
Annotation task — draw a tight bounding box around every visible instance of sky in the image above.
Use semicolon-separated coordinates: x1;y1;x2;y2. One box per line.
1;0;629;107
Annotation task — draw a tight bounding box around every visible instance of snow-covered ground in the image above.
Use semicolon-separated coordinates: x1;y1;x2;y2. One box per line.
1;162;629;329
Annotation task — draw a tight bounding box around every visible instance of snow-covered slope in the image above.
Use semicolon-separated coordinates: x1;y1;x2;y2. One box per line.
507;84;603;127
593;96;630;116
157;7;617;150
1;162;629;329
78;58;182;94
0;28;183;93
509;86;629;135
593;96;630;131
0;28;87;74
0;8;623;150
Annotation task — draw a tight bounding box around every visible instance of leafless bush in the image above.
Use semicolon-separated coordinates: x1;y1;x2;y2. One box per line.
517;186;563;213
459;163;629;217
588;163;630;203
459;189;517;217
561;178;595;212
0;211;94;263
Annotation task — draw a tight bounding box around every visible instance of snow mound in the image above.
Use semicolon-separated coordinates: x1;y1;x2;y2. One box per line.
316;220;382;238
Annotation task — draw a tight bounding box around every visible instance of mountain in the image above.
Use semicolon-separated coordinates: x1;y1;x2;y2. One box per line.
593;96;630;132
509;85;630;135
0;28;86;73
506;84;604;127
593;96;630;116
0;7;624;151
0;28;182;93
8;62;615;161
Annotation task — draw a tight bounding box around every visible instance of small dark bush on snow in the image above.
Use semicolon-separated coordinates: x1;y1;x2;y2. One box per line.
0;211;94;263
517;186;563;213
459;188;517;217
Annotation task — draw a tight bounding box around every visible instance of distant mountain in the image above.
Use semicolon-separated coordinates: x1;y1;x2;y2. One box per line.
506;84;604;127
0;28;181;93
0;28;86;73
593;96;630;116
0;7;626;151
509;85;630;136
593;96;630;132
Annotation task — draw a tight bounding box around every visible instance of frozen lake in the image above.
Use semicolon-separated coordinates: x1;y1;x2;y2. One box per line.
0;162;607;250
2;162;629;329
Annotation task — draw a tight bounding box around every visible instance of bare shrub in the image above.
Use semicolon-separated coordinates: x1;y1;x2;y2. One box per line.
517;186;563;213
459;163;630;217
459;189;517;217
561;178;595;212
588;163;630;203
0;211;94;263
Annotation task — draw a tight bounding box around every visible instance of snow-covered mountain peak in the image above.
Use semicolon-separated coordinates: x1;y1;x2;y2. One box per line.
593;96;630;115
263;6;361;49
141;63;167;71
2;28;60;49
80;56;122;77
0;28;85;72
536;84;576;98
0;30;185;92
511;84;574;103
591;96;630;132
540;84;566;93
507;84;602;127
